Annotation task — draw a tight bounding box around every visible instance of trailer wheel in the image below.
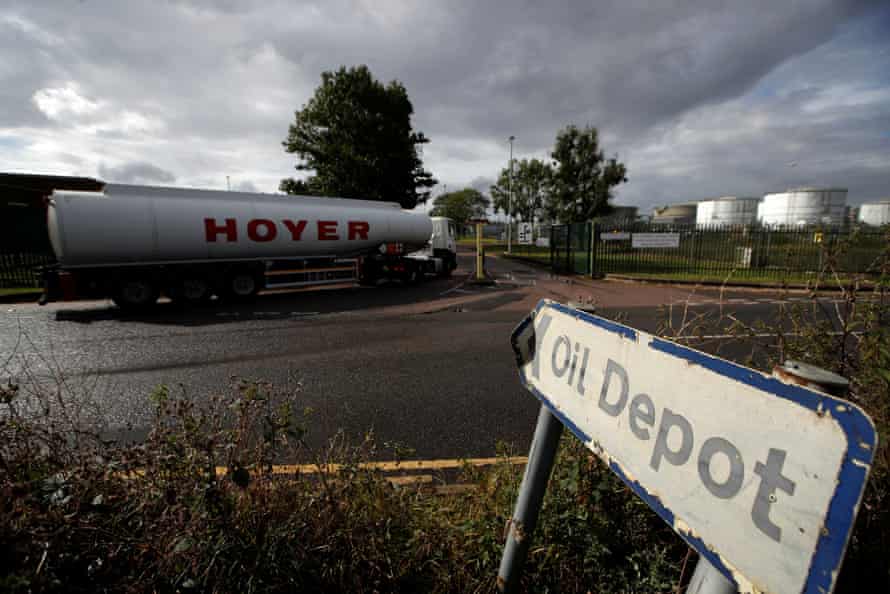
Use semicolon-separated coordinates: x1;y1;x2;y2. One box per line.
221;269;262;301
358;261;378;286
169;277;212;305
403;263;422;286
112;279;159;310
437;256;455;278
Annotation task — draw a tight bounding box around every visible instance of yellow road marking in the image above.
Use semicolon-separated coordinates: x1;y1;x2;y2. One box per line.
118;456;526;481
219;455;528;476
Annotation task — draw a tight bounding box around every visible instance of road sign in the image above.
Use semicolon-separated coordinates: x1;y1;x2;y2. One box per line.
631;232;679;248
517;222;533;245
510;300;876;594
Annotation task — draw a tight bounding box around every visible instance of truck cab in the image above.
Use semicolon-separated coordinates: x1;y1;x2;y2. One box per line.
430;216;457;270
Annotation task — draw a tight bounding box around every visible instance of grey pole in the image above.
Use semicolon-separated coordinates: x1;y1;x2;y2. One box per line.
507;135;515;254
686;557;736;594
497;404;564;593
686;359;849;594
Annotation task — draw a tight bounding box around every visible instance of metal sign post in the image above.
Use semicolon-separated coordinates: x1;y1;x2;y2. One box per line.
497;406;563;593
498;300;876;594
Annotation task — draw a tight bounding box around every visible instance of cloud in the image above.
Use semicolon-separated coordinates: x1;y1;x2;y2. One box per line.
98;161;176;184
0;0;887;208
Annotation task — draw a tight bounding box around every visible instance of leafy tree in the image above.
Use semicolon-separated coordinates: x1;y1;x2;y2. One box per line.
490;158;552;223
278;178;314;195
429;188;489;227
548;125;627;222
281;65;436;209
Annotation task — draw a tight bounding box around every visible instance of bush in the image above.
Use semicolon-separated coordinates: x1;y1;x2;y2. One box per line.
1;377;685;593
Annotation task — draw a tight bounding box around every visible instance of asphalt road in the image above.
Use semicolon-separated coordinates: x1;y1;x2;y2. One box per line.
0;250;848;460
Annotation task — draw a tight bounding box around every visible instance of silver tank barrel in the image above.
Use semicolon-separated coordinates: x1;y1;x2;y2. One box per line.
47;184;432;267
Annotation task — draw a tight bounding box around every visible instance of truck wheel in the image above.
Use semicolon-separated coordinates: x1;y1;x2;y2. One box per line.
403;264;422;286
222;270;262;301
170;277;212;305
438;257;455;278
112;279;159;310
358;262;378;286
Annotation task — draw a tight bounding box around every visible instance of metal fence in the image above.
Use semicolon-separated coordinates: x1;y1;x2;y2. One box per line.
0;204;55;289
590;222;887;281
0;251;54;288
500;220;887;282
551;222;592;275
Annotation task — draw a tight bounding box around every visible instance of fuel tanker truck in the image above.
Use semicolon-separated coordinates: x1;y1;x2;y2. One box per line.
41;183;458;309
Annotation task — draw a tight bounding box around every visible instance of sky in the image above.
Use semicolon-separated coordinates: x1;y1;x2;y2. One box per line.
1;0;888;215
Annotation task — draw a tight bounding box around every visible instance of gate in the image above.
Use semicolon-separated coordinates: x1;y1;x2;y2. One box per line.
550;222;591;275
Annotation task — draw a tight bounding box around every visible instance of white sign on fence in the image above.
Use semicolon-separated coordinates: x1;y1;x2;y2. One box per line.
601;231;631;241
511;300;875;594
631;232;679;248
517;222;533;245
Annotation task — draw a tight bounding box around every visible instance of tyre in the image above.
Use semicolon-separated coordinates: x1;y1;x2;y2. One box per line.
403;264;422;285
438;256;455;278
169;277;212;305
112;278;159;310
221;269;262;301
358;261;378;286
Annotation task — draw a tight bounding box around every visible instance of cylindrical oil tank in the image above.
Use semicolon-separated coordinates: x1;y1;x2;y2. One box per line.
858;201;890;226
47;184;433;267
758;188;847;227
695;196;759;227
652;202;697;225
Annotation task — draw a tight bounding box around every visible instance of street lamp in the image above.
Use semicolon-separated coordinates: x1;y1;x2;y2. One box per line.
507;135;515;254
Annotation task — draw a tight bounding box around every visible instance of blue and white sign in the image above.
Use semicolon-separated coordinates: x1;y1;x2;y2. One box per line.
511;300;876;594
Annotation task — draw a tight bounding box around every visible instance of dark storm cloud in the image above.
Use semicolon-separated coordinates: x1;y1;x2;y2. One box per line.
0;0;886;205
98;161;176;184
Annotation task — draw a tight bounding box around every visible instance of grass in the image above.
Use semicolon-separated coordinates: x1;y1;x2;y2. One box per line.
0;286;41;297
602;270;878;286
456;237;505;246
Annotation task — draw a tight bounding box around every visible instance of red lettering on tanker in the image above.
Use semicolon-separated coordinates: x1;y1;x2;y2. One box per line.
317;220;339;240
282;219;307;240
247;219;277;242
205;218;237;242
348;221;370;240
203;219;370;242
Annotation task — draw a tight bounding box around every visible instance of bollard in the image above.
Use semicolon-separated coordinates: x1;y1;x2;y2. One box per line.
497;405;564;593
685;359;849;594
476;222;485;280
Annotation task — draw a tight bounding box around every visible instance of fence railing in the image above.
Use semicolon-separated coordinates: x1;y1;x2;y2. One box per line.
0;251;54;289
500;221;887;283
590;222;886;281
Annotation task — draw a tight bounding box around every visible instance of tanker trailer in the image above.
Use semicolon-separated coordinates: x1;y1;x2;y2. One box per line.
41;183;457;308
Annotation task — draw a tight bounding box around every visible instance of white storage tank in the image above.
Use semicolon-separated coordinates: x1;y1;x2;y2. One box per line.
758;188;847;227
652;202;697;225
695;196;759;227
858;201;890;226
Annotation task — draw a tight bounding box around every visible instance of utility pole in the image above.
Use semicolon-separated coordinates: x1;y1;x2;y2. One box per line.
226;176;231;191
508;135;515;254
